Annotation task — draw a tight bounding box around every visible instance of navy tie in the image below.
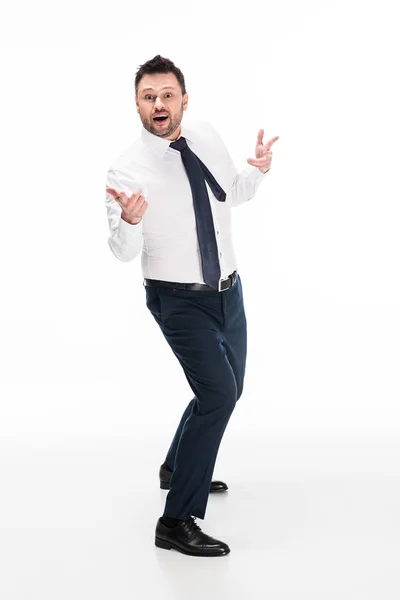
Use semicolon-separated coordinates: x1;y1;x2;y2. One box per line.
169;136;226;290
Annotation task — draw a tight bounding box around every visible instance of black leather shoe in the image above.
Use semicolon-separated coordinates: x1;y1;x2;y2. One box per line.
159;464;228;493
155;516;230;556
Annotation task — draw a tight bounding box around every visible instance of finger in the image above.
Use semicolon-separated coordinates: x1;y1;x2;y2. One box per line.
116;192;129;207
248;152;271;161
106;187;119;198
126;199;148;219
125;192;146;214
132;193;146;211
264;136;279;150
128;188;143;201
130;190;145;208
247;158;269;167
136;200;148;216
106;187;129;204
257;128;264;146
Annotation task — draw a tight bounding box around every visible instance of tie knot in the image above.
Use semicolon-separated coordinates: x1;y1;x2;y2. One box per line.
169;136;188;152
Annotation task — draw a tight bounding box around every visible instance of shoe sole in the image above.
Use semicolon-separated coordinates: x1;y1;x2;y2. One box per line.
160;481;227;493
155;536;230;556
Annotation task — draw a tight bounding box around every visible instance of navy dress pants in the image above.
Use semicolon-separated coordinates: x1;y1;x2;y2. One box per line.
145;273;247;520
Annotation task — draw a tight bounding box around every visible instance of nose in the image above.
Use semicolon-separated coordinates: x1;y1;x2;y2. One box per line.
154;97;165;109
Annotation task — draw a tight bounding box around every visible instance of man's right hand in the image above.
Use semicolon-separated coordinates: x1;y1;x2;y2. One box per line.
106;187;148;225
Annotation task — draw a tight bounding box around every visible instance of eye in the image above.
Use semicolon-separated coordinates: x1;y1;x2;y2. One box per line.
144;93;173;100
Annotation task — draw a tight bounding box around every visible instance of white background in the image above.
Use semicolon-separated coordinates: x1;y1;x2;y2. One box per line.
1;0;399;436
1;0;399;597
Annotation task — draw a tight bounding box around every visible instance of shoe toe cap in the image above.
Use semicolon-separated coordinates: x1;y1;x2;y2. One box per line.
204;542;230;555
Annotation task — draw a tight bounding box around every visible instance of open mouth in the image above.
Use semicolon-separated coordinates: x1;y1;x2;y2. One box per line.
153;114;169;124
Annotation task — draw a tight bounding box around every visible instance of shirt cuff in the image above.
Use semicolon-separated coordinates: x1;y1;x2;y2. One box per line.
252;166;269;178
247;165;269;188
118;215;143;239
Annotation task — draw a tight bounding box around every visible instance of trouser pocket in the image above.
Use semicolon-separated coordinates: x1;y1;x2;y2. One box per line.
145;286;163;326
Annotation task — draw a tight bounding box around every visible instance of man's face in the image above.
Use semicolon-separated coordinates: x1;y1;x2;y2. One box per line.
136;72;188;140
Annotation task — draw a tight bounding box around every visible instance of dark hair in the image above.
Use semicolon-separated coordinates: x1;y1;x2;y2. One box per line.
134;54;186;97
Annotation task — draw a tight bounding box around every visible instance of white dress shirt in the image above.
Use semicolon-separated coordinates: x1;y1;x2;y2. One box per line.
105;119;268;284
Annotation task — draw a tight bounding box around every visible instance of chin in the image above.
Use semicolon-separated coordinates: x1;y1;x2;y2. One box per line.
154;127;172;138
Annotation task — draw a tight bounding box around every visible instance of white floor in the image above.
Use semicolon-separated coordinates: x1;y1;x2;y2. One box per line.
0;429;399;600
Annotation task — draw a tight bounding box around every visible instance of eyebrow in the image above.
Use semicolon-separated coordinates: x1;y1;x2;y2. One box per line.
141;86;176;92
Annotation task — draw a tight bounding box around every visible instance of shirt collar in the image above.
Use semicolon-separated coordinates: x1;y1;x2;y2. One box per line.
140;122;194;159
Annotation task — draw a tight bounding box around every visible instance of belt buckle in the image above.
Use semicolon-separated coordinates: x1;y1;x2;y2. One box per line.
218;274;231;292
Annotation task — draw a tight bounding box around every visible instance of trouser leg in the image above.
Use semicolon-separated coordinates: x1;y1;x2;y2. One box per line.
161;326;237;519
163;397;196;470
145;276;247;519
163;274;248;476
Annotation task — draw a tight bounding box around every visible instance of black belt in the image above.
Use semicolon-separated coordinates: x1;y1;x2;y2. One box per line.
143;270;238;292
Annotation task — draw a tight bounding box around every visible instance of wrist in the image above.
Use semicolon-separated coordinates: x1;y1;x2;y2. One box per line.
121;212;142;225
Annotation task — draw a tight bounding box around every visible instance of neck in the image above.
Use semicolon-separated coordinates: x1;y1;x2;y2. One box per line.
167;125;182;141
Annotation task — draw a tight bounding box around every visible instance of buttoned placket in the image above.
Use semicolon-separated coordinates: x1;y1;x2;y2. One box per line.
167;141;228;287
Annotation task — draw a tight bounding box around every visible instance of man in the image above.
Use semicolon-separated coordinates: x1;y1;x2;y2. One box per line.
105;54;278;557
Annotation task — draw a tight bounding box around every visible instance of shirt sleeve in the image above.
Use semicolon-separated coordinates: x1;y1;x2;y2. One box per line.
207;122;269;208
105;167;144;262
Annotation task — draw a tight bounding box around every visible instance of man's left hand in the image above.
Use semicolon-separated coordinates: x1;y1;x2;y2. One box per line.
247;130;279;174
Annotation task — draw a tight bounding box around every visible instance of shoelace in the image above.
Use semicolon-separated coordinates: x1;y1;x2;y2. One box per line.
182;516;202;538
